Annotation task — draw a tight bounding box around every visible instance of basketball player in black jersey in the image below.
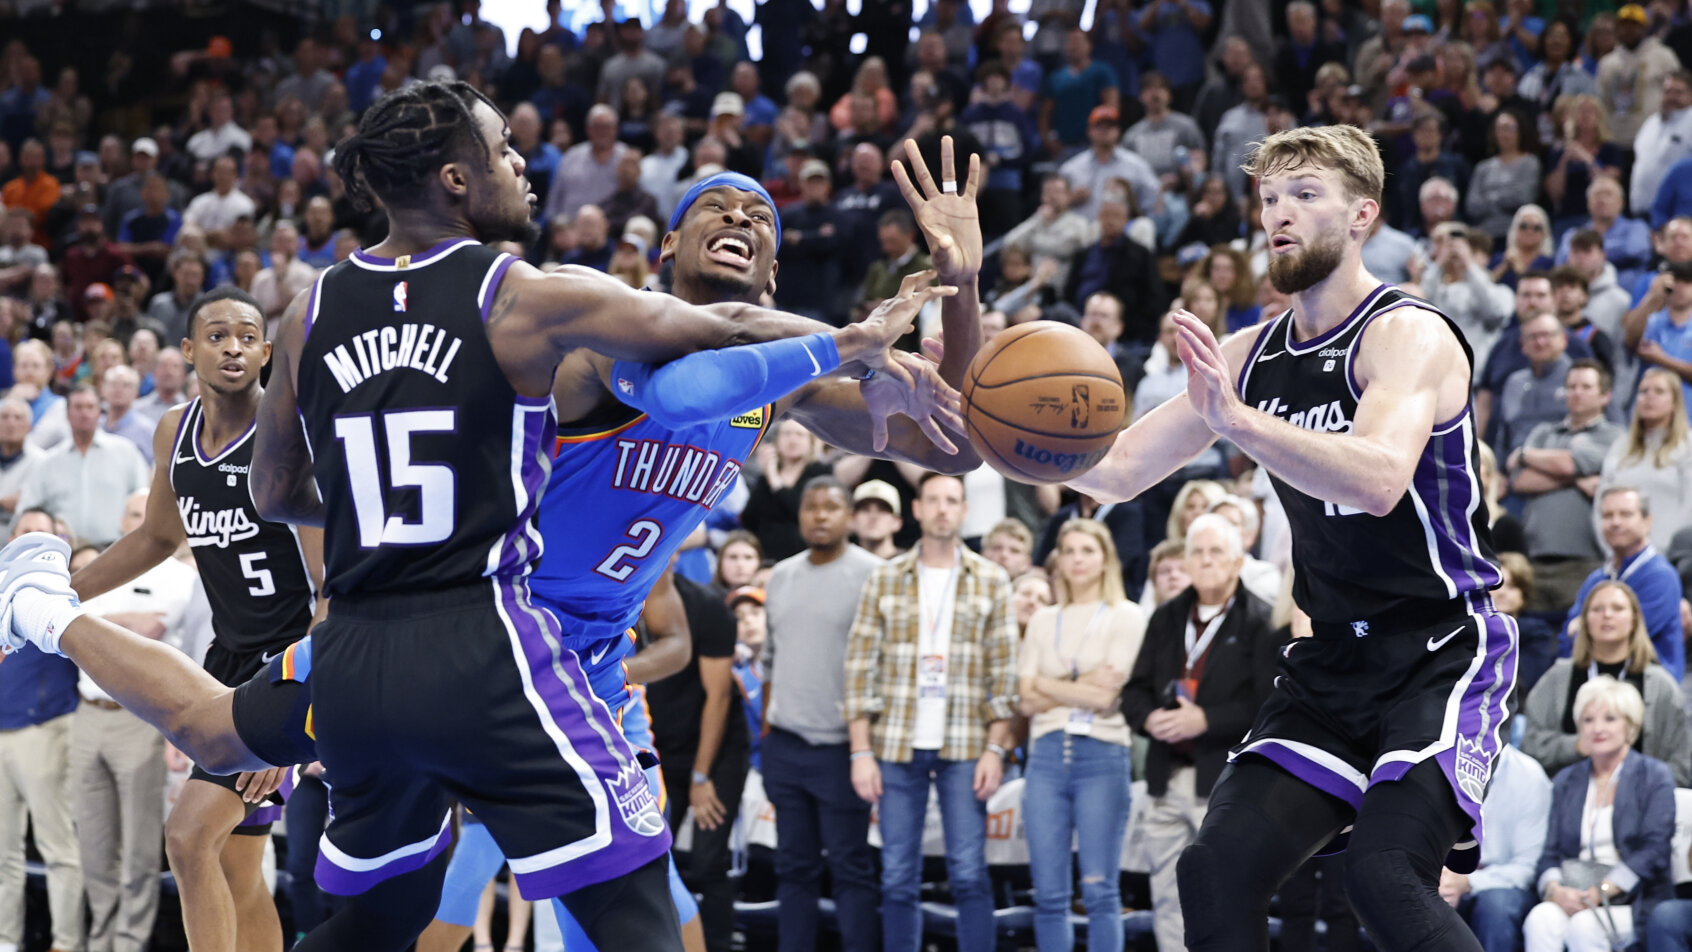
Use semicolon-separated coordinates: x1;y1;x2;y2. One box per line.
71;287;323;952
236;81;942;952
1069;125;1514;951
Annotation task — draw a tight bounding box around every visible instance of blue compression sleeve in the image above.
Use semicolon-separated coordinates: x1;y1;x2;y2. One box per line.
610;332;841;428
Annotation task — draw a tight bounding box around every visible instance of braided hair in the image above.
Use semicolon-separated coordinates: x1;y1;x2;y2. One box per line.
331;80;501;213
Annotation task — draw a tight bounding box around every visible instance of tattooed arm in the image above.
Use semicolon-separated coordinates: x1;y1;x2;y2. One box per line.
251;287;326;527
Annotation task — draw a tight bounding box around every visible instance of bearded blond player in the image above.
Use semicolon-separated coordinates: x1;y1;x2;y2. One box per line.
1069;125;1515;951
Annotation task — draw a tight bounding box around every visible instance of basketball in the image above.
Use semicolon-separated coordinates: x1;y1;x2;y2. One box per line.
962;322;1127;485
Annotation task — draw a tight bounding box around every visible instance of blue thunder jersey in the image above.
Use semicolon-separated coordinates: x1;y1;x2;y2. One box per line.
529;399;772;704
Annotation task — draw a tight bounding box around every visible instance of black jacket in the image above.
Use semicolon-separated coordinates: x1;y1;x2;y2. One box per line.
1120;586;1280;797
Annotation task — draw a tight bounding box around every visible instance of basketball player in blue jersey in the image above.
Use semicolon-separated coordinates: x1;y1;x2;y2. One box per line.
1067;125;1514;952
421;140;987;952
69;288;326;952
0;83;963;952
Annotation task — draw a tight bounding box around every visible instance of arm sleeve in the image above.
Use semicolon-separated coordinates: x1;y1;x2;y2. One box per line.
609;332;842;428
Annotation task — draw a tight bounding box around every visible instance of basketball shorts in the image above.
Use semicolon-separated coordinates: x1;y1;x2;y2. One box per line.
192;638;305;833
307;579;672;898
1230;591;1517;874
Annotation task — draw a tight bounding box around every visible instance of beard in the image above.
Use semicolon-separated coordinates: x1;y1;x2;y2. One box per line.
478;212;541;247
1267;230;1346;294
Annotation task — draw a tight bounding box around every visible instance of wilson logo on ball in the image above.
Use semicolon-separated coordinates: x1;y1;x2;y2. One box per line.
1012;439;1109;474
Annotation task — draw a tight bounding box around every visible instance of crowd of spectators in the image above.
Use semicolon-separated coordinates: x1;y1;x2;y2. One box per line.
17;0;1692;950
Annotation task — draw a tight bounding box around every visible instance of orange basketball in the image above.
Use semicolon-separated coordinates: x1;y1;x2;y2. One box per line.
962;321;1126;485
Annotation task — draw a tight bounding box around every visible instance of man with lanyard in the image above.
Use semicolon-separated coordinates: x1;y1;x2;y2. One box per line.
1119;514;1281;952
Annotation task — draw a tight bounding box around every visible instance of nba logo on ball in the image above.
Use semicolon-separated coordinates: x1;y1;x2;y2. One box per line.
607;764;666;837
962;323;1126;484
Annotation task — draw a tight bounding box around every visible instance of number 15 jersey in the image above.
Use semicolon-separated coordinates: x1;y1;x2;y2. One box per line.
296;240;556;597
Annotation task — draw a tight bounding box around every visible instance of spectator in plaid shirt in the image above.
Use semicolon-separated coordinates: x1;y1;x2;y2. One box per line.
844;471;1019;952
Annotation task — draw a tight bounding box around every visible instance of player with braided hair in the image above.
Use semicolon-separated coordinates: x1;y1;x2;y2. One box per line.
244;81;950;950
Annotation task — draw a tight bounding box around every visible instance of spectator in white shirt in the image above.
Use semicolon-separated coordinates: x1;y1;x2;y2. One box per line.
251;220;318;328
17;385;150;547
184;93;252;164
0;398;43;518
182;156;257;249
1422;221;1515;378
1631;71;1692;218
1059;106;1160;221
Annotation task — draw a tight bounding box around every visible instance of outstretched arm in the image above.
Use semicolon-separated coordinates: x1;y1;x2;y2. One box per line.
892;136;983;388
1172;306;1466;517
1064;317;1250;503
251;286;326;527
73;407;190;600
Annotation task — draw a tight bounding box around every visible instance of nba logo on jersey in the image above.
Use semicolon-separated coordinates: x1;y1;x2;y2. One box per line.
617;377;635;396
392;282;408;312
606;763;666;837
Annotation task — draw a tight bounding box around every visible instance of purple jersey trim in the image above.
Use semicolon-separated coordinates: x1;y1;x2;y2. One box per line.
1283;283;1388;355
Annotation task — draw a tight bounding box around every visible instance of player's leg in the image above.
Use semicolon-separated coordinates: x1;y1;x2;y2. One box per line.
1341;761;1484;952
220;828;283;952
553;856;683;949
504;885;532;952
163;777;252;952
291;849;453;952
416;818;509;952
1176;758;1354;951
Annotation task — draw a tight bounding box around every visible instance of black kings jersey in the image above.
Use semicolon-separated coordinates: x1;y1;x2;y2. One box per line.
296;239;555;598
169;397;316;653
1237;284;1501;625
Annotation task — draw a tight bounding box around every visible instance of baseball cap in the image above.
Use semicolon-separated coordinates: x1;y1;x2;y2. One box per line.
206;36;233;58
800;158;832;181
1618;3;1648;23
75;151;99;167
1088;105;1120;126
711;92;745;118
1402;13;1433;32
114;264;144;283
617;232;649;258
84;282;113;301
725;585;765;609
852;479;902;515
131;137;159;157
78;203;102;219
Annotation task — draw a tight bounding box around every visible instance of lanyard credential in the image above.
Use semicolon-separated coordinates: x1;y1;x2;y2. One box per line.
1055;603;1110;679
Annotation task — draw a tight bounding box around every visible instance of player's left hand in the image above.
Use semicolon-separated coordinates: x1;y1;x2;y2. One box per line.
893;136;983;282
1172;309;1244;436
691;776;728;830
236;765;289;804
861;348;966;454
974;749;1004;801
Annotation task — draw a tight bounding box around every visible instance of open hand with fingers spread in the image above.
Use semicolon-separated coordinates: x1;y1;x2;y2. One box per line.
1172;308;1245;435
892;136;984;282
846;269;958;374
861;349;967;454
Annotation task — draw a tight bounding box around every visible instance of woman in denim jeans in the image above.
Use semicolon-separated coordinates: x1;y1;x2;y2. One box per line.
1017;520;1146;952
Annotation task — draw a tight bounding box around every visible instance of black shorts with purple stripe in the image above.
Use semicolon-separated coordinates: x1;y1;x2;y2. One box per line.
194;639;302;833
305;579;672;898
1229;592;1517;873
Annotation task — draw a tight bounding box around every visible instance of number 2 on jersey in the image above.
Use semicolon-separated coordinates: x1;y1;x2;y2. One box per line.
596;519;664;581
335;410;457;547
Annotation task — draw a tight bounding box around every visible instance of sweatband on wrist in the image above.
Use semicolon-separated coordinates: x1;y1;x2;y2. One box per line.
611;332;841;428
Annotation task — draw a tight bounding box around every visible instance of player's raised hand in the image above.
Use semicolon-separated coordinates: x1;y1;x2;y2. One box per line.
1172;309;1243;435
861;349;966;454
853;269;958;369
892;136;983;281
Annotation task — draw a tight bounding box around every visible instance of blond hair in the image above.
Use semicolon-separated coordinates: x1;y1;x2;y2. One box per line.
1621;367;1692;469
1573;676;1646;746
1052;519;1128;607
1572;579;1658;675
1241;125;1385;204
1167;479;1228;543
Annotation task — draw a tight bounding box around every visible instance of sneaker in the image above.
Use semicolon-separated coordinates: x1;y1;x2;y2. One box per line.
0;532;76;655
